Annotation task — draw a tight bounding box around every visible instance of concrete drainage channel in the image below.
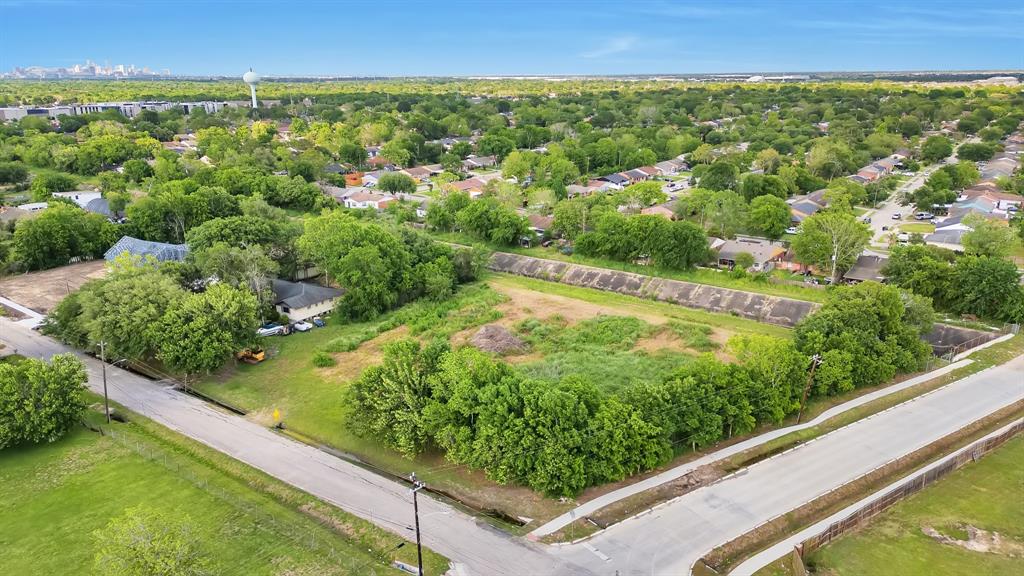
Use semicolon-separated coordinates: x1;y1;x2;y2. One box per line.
487;252;1004;355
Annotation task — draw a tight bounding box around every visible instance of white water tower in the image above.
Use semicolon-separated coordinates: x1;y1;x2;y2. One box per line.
243;68;261;108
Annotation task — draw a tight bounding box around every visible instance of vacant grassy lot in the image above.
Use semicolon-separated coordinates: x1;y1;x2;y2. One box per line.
196;275;789;524
805;436;1024;576
0;409;440;576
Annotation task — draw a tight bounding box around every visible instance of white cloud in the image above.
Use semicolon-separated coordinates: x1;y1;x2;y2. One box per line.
581;36;638;59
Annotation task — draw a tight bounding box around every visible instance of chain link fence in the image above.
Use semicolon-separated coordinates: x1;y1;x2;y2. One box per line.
799;420;1023;556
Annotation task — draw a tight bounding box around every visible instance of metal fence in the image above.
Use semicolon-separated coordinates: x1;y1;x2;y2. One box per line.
799;420;1023;556
96;426;396;576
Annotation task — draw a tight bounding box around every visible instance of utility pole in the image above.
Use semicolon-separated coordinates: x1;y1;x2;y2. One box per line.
410;472;425;576
796;354;821;424
99;341;110;423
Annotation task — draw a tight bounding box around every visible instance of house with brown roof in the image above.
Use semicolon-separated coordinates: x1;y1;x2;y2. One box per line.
712;236;788;272
401;166;433;181
526;213;555;235
344;190;397;210
447;177;487;198
641;201;678;220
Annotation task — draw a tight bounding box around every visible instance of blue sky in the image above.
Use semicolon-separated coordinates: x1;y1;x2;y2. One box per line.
2;1;1022;76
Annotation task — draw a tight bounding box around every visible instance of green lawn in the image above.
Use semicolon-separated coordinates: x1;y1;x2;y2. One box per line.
0;408;443;575
898;222;936;234
806;436;1024;576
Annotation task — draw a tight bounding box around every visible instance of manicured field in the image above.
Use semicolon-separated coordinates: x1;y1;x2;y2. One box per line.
805;435;1024;576
0;409;440;575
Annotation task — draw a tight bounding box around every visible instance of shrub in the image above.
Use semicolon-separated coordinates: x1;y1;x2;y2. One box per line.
312;352;337;367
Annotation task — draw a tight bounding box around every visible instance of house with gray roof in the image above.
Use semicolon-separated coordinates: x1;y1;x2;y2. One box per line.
104;235;188;263
271;279;345;321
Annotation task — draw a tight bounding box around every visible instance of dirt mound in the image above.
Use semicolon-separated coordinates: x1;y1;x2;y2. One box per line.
470;324;527;355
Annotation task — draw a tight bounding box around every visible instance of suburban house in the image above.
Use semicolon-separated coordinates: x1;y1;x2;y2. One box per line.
636;166;659;178
713;236;787;272
462;155;497;170
787;189;829;224
344;190;397;210
401;166;434;181
621;168;652;183
104;235;188;263
641;200;678;220
448;177;487;198
924;229;968;252
323;162;347;175
52;190;101;207
599;173;630;188
526;213;555;236
843;254;888;283
654;160;683;176
366;145;381;158
981;157;1017;181
362;171;383;187
271;279;344;322
16;201;48;212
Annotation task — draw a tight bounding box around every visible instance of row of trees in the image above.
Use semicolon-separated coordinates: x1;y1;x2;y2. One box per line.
348;282;934;495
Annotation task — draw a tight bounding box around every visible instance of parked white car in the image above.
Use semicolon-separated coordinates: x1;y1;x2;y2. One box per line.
785;226;801;235
293;321;313;332
257;325;286;337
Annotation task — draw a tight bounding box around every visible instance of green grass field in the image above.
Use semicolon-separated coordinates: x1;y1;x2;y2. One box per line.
805;435;1024;576
898;222;936;234
0;407;445;575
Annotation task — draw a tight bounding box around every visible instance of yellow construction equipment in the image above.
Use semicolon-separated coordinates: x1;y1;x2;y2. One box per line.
236;347;265;364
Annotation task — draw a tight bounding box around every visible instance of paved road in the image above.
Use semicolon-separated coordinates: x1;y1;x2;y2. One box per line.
0;319;592;576
864;140;972;246
529;358;973;537
5;317;1020;576
545;354;1024;575
730;418;1024;576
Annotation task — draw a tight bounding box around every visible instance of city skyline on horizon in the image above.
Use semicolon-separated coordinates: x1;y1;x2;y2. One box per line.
1;1;1022;77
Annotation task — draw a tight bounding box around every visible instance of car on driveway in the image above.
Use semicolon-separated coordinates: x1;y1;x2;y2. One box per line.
785;226;801;235
257;324;286;337
293;321;313;332
914;211;934;220
891;212;902;220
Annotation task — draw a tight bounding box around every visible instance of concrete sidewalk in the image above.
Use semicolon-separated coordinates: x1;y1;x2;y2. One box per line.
730;418;1024;575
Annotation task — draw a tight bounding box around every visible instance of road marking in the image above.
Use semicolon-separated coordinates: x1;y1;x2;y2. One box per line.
583;542;611;562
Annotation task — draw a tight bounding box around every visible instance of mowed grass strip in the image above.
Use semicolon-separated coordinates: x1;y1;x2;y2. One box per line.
0;411;430;575
805;435;1024;576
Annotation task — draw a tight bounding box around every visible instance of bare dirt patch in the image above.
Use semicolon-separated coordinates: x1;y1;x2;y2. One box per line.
319;325;411;382
0;260;107;314
469;324;527;354
923;524;1024;557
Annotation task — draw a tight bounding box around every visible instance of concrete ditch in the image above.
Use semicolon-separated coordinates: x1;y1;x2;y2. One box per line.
487;252;1001;354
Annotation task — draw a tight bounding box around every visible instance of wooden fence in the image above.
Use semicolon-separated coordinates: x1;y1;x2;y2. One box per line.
799;419;1023;556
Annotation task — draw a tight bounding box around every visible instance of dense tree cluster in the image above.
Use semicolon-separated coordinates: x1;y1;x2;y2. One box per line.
0;354;87;449
45;260;258;379
884;244;1024;322
348;281;932;496
298;210;485;319
575;211;709;269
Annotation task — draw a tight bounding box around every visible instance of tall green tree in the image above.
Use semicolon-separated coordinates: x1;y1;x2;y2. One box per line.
0;354;87;449
791;211;870;283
